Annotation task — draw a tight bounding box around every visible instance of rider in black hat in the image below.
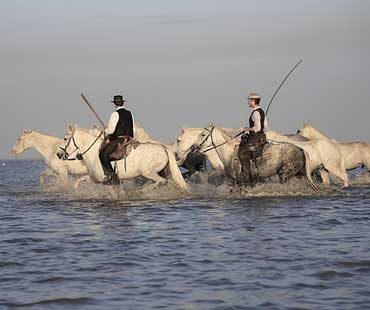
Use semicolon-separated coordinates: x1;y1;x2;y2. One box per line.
99;95;134;185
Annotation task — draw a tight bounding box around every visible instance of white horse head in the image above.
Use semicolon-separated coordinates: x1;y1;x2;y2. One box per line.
174;128;204;164
191;125;232;152
57;125;88;161
12;130;34;157
296;123;329;140
174;126;242;170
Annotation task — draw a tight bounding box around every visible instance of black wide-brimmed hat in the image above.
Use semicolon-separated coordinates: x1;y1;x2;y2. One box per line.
110;95;126;103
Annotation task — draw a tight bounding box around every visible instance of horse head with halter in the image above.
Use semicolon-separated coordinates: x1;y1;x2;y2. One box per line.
57;126;80;161
191;124;216;153
57;125;103;161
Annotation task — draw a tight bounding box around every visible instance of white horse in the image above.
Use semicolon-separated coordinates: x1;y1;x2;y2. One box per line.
11;130;87;184
297;123;370;173
175;125;349;189
173;127;310;173
174;128;227;171
91;125;210;176
175;125;314;187
267;130;349;188
57;127;191;193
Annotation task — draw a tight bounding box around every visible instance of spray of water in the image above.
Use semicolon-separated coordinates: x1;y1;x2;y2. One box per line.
37;170;370;201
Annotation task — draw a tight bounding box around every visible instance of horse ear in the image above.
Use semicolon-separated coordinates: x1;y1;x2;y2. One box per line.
209;122;213;127
181;128;184;134
68;124;73;132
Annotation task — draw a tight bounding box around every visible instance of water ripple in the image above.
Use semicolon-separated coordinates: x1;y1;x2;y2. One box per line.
1;160;370;309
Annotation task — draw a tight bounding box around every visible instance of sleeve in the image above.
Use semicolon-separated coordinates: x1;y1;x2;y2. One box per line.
105;111;119;135
264;117;269;132
132;113;136;138
251;111;261;132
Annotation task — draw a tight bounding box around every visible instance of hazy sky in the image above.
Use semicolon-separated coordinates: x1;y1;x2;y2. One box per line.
1;0;370;159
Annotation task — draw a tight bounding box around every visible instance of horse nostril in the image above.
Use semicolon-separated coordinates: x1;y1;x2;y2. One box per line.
175;153;180;161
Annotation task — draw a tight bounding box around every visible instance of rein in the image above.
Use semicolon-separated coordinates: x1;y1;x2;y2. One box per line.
60;129;104;160
198;126;241;154
198;126;215;150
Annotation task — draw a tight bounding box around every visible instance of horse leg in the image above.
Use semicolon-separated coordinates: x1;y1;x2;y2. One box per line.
278;162;298;184
39;169;56;185
142;172;168;187
324;162;349;187
319;169;330;185
363;159;370;174
324;164;349;187
74;175;91;189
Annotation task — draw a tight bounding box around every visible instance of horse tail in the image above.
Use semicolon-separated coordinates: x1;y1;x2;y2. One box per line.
164;147;191;194
303;150;319;191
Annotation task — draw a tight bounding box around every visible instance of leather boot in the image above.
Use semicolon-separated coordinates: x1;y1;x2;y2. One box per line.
103;173;120;185
110;173;120;185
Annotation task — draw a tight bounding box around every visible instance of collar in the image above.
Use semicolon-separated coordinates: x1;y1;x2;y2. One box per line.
252;107;260;111
116;106;124;111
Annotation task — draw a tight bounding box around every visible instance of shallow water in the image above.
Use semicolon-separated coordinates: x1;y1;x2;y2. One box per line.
1;160;370;310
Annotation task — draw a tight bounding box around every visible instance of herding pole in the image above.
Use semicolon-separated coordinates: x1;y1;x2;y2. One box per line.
265;59;303;115
233;59;303;138
80;93;106;128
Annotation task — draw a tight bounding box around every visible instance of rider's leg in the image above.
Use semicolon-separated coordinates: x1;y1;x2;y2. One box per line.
99;140;120;184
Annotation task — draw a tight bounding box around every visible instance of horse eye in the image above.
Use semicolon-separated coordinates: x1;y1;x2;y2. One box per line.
64;138;68;141
177;139;180;143
202;134;206;137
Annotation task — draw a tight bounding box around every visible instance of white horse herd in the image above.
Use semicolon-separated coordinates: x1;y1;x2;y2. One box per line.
12;122;370;194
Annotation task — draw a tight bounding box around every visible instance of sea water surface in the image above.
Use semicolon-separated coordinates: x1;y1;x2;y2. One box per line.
1;159;370;310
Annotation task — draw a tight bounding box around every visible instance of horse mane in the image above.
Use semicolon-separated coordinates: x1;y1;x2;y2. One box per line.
135;124;156;141
212;125;233;143
220;127;243;139
301;123;329;139
75;127;91;134
20;129;62;142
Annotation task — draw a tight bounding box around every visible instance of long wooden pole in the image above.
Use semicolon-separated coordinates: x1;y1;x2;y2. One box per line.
80;93;106;128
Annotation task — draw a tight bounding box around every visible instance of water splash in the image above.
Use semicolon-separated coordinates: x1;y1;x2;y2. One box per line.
38;171;347;201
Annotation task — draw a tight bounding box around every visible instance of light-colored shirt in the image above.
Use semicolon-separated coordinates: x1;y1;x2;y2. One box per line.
251;107;268;132
105;107;135;136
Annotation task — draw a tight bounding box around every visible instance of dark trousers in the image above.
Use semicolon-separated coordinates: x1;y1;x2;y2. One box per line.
238;132;266;186
99;139;122;176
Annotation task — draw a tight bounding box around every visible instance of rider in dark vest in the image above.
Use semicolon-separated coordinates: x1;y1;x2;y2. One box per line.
99;94;134;185
238;92;268;186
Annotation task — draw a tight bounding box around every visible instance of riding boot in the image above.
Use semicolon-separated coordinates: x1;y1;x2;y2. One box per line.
103;173;120;185
111;173;120;185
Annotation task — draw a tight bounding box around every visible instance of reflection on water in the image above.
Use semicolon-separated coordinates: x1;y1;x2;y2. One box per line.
1;160;370;310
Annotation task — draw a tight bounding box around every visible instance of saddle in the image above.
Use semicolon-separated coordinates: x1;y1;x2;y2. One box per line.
109;138;140;161
238;133;267;162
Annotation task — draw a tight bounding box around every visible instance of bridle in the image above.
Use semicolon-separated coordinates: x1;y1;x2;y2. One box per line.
193;125;230;154
59;128;104;161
